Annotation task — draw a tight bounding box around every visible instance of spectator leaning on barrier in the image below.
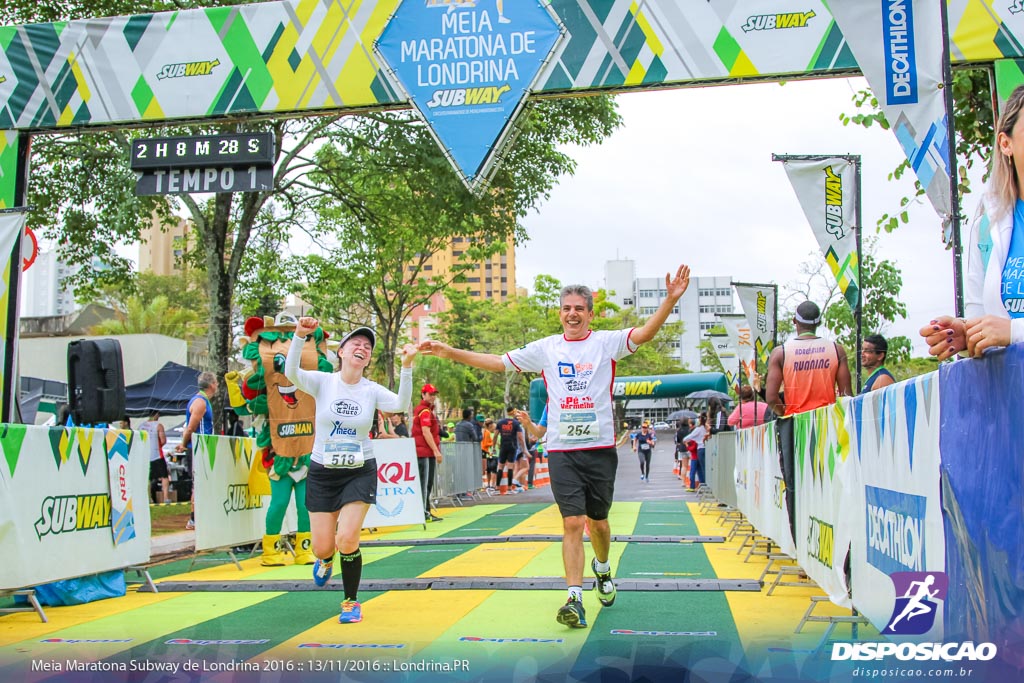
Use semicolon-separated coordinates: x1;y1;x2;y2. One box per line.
921;84;1024;359
455;408;479;443
860;334;895;393
175;370;218;530
727;386;771;429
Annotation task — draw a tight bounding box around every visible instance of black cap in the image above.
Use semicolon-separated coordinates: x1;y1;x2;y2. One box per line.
338;326;376;349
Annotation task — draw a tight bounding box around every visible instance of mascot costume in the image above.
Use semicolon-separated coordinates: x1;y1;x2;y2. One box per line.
225;314;332;566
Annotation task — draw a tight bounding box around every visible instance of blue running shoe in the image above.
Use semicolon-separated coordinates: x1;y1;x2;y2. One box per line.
556;597;587;628
312;558;333;587
339;600;362;624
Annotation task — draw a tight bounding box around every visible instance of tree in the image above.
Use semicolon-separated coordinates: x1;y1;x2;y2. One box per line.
90;295;200;340
296;100;621;389
840;69;994;233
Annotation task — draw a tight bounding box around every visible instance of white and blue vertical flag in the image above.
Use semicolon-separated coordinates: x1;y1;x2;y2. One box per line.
829;1;951;240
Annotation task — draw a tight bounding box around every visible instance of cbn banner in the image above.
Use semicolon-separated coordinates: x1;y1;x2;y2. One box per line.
845;373;944;639
793;402;852;606
736;423;794;557
0;425;151;590
708;333;738;388
828;2;951;239
192;435;424;551
718;313;756;385
733;282;776;368
780;156;860;311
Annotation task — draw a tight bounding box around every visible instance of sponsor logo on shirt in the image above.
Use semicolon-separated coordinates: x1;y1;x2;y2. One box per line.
332;399;362;417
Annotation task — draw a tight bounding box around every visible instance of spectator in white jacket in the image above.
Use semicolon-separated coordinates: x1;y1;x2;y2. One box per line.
921;84;1024;358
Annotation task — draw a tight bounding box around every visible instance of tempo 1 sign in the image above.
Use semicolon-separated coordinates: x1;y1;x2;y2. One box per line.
135;166;273;196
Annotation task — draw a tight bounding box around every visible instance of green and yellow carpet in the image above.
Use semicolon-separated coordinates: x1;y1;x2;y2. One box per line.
0;501;875;682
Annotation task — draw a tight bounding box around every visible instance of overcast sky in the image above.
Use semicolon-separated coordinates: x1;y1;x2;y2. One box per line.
517;76;978;356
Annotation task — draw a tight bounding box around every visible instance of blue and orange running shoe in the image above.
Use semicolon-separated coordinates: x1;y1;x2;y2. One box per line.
312;558;333;587
339;600;362;624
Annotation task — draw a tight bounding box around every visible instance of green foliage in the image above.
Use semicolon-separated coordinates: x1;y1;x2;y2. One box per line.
89;295;200;339
888;356;941;383
839;69;994;233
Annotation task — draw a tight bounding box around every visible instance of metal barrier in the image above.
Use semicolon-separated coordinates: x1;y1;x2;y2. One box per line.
706;432;737;509
434;442;483;503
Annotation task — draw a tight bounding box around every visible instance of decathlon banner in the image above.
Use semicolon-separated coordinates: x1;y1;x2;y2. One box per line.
733;282;776;368
793;402;853;606
364;438;424;528
718;314;756;385
375;0;563;190
0;425;151;590
844;373;944;639
736;423;795;557
708;333;738;387
779;156;861;311
829;2;951;239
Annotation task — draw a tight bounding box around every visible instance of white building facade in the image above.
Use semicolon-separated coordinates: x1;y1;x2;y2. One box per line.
604;259;734;371
20;250;78;318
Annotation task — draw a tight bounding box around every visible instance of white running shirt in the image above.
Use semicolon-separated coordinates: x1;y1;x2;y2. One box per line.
285;337;412;467
504;329;636;452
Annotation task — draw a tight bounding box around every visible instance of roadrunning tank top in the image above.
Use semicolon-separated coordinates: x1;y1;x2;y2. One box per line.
781;336;839;416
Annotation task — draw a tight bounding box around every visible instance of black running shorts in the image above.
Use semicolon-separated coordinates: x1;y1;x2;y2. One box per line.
305;460;378;513
547;448;618;520
498;445;519;466
149;458;169;480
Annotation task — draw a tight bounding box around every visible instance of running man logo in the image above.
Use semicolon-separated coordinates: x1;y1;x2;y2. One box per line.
882;571;948;635
427;84;512;109
223;484;263;514
806;515;834;568
34;494;111;540
156;59;220;80
742;11;815;32
823;166;848;240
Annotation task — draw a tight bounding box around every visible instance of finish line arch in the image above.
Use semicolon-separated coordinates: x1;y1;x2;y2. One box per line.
527;372;728;423
2;1;1024;417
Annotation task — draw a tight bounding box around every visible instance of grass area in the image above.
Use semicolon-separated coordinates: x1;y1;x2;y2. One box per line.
149;502;191;535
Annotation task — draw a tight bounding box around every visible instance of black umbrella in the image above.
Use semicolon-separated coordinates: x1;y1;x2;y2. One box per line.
686;389;732;401
667;409;698;421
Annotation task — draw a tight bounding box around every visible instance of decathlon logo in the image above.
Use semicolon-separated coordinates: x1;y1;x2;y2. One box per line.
866;486;927;574
806;516;834;569
831;641;996;662
156;59;220;80
881;0;918;105
824;165;848;240
459;637;564;643
741;11;815;32
35;494;111;540
881;571;947;636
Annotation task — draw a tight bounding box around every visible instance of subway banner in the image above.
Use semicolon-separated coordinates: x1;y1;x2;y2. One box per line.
718;313;756;385
735;423;795;557
793;402;852;606
0;425;151;590
829;2;951;240
844;373;945;639
733;282;776;368
779;156;861;311
192;435;425;551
